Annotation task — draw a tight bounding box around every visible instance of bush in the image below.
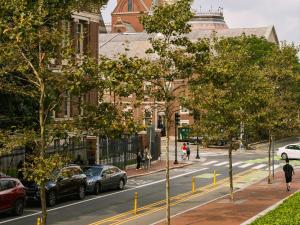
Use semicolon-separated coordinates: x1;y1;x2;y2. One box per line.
251;192;300;225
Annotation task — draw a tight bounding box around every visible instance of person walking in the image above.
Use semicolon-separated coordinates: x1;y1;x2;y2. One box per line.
136;152;142;170
181;143;187;160
186;142;191;160
283;159;295;191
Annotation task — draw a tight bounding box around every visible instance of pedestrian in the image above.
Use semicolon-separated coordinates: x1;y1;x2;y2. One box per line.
17;160;24;180
283;159;295;191
136;152;142;170
186;142;191;160
181;143;187;160
144;147;151;170
74;154;84;165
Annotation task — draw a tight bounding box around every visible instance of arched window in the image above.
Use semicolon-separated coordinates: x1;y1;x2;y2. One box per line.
128;0;133;11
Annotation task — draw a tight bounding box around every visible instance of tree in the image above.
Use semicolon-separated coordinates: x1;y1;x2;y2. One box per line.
0;0;108;224
188;35;276;200
140;0;196;223
256;42;300;183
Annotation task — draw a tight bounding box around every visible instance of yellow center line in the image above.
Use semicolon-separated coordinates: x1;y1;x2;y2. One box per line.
89;169;254;225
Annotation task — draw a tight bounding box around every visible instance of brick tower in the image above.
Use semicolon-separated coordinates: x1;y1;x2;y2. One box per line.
111;0;169;33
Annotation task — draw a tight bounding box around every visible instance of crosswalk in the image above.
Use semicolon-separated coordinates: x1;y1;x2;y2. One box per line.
203;160;280;171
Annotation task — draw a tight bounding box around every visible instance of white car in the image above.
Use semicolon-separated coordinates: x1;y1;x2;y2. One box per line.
277;143;300;160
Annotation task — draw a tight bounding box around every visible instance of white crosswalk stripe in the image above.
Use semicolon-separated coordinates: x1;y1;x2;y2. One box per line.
265;164;280;170
202;160;218;165
214;162;228;166
251;164;267;169
238;163;254;168
226;161;243;167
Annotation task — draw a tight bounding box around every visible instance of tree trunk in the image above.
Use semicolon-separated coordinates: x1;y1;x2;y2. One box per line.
228;143;234;201
39;82;47;225
268;130;272;184
165;108;170;225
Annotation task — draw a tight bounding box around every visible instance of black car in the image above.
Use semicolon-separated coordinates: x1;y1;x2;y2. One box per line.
83;165;127;195
24;165;87;206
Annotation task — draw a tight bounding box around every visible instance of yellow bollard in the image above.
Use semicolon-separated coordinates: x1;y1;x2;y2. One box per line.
213;170;216;186
37;217;41;225
192;176;196;193
133;192;138;214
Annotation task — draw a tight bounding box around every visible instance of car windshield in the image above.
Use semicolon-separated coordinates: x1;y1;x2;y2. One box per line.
82;167;103;177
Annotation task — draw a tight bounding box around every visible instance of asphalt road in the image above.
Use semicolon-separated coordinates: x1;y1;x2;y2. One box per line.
0;137;298;225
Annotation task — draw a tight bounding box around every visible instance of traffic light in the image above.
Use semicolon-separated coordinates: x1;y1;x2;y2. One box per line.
175;112;180;126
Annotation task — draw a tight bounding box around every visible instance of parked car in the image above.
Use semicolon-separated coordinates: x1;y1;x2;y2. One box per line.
0;177;26;216
82;165;127;195
24;165;87;206
277;143;300;160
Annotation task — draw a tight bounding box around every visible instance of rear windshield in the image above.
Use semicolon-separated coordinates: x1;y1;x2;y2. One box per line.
82;167;103;177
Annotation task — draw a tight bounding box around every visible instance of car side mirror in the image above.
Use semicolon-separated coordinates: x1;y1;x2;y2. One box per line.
101;173;106;178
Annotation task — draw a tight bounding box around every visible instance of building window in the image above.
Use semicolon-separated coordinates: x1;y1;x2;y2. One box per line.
64;91;70;117
180;106;189;114
62;20;70;48
54;139;60;149
76;23;84;54
128;0;133;11
180;120;189;126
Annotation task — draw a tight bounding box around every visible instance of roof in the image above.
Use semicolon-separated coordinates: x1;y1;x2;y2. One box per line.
99;26;279;59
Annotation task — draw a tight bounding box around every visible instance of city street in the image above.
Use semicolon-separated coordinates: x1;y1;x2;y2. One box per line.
1;137;299;225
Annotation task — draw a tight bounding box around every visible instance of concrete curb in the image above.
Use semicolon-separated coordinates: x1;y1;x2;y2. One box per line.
240;189;300;225
127;161;194;179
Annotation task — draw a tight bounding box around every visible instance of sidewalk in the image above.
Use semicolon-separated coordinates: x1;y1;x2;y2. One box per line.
126;160;193;178
161;169;300;225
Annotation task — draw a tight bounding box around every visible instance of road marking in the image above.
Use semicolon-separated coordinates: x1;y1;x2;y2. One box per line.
232;161;244;167
252;164;267;169
238;163;254;168
0;167;208;224
202;160;218;165
92;169;255;225
265;165;280;170
213;162;228;166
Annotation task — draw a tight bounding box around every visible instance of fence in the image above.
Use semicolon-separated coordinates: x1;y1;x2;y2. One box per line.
0;139;88;176
0;132;161;176
93;132;161;170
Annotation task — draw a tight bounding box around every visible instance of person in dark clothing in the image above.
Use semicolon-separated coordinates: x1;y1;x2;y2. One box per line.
17;160;24;180
283;159;295;191
136;152;142;170
74;154;84;165
186;142;191;160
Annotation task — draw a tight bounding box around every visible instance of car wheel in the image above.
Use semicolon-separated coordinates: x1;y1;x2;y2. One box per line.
281;153;288;160
13;199;24;216
118;179;125;190
78;185;85;200
94;183;101;195
47;190;56;207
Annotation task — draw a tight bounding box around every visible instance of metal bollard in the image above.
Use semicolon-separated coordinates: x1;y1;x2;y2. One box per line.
37;217;41;225
134;192;138;214
192;176;196;193
213;170;216;186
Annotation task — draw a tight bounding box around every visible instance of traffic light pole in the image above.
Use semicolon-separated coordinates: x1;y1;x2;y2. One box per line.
174;123;178;164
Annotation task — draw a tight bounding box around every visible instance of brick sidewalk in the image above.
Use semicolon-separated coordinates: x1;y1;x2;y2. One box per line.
161;169;300;225
126;160;192;178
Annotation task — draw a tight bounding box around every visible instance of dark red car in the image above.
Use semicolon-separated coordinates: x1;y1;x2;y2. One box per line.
0;177;26;216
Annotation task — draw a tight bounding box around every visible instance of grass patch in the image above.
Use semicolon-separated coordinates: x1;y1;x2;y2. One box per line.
251;191;300;225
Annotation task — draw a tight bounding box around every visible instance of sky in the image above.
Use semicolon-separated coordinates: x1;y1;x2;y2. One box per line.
101;0;300;47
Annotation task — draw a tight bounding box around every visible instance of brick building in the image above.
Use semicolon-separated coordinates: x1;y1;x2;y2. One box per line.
100;8;279;138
